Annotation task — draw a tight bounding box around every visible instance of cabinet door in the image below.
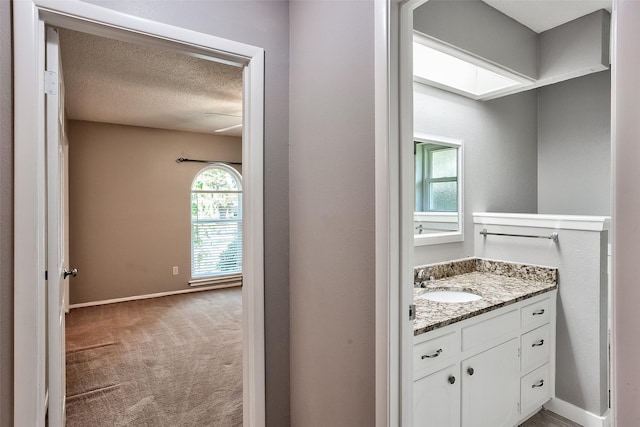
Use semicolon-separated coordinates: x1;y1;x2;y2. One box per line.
461;338;520;427
414;364;461;427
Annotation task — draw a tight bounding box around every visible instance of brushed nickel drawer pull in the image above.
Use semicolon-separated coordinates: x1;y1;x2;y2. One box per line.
532;309;545;316
421;349;442;359
532;380;545;388
532;339;545;347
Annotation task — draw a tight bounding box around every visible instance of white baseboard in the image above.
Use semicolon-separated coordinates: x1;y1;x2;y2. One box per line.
68;283;241;309
544;397;610;427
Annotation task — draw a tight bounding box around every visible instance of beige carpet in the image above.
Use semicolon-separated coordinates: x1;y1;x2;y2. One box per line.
65;287;242;427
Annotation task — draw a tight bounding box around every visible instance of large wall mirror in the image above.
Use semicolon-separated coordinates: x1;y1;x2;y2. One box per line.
414;132;463;246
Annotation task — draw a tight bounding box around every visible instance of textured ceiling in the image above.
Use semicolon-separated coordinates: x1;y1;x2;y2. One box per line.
482;0;612;33
58;29;243;137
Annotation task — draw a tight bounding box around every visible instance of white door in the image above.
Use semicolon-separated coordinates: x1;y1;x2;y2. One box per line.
46;26;70;427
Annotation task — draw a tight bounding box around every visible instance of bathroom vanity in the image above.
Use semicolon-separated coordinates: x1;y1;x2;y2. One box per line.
413;259;557;427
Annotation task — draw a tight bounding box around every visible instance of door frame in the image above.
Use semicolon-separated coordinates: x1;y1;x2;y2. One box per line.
381;1;432;425
374;0;395;424
13;1;266;426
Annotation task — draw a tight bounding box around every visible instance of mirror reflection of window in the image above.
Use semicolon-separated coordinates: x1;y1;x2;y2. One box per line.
413;134;463;244
415;143;458;212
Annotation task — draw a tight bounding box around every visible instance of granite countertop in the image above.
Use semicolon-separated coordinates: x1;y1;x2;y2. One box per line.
413;259;557;336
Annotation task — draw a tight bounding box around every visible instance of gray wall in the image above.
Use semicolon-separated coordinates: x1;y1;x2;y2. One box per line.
68;121;242;304
78;1;291;424
413;0;537;79
538;71;611;215
412;71;612;265
0;0;12;424
613;0;640;424
413;84;539;265
289;1;376;425
538;10;610;82
474;223;609;415
414;3;611;96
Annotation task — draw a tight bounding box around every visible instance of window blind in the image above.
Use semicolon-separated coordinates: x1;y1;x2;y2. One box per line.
190;165;243;281
191;219;242;278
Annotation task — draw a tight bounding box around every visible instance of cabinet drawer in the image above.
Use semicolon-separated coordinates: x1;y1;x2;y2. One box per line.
521;297;551;331
414;331;459;377
521;364;551;415
521;324;551;374
462;309;519;352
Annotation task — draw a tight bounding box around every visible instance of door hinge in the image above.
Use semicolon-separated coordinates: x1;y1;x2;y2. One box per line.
44;71;58;95
518;347;521;358
517;402;520;413
45;270;48;281
409;304;416;321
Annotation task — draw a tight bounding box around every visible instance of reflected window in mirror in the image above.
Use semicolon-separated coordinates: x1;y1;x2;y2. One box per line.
414;133;463;246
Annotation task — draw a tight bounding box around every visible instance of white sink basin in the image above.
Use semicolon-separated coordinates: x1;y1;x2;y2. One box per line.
419;289;482;303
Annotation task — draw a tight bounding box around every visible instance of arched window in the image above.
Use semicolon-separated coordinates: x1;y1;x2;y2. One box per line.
190;164;242;281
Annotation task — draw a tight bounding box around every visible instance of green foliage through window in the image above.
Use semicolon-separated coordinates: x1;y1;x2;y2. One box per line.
191;165;242;278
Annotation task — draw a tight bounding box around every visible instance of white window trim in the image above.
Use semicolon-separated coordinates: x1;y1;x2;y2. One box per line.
189;273;243;287
414;211;458;223
190;164;243;281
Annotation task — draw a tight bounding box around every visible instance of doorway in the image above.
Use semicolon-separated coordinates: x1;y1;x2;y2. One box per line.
56;26;246;424
395;1;613;425
13;2;265;426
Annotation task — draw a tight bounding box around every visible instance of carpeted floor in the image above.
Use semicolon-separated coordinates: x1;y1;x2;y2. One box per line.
65;287;242;427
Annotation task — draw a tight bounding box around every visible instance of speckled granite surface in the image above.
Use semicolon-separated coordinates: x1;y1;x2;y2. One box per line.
414;258;557;284
413;258;557;336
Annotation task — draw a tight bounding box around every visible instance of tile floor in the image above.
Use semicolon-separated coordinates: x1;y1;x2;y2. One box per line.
520;409;582;427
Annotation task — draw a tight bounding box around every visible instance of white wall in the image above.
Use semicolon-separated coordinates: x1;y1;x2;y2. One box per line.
413;84;539;265
538;71;611;215
78;1;291;424
0;0;13;423
289;1;376;425
613;0;640;424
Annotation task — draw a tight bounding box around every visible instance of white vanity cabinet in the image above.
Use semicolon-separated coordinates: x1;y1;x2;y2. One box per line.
414;364;460;426
413;291;557;427
461;338;520;427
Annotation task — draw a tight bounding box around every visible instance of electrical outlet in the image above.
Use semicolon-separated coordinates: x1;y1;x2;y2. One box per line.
172;266;179;275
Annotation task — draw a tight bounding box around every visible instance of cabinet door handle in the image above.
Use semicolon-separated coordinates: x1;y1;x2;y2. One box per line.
532;339;545;347
467;367;474;376
421;349;442;359
532;309;545;316
531;380;545;388
448;375;456;385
